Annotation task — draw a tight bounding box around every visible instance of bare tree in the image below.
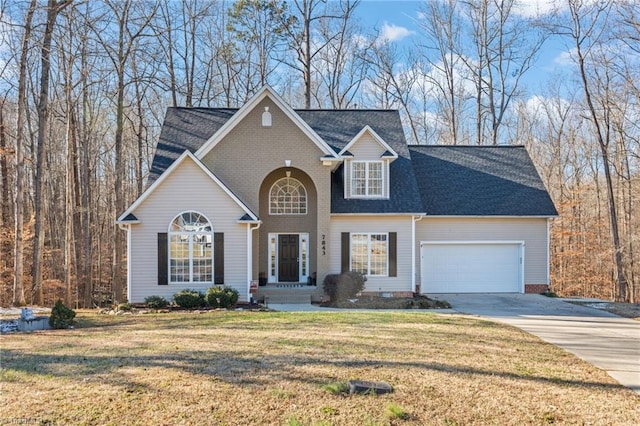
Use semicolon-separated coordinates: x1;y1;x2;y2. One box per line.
560;0;628;300
417;0;468;144
313;0;368;108
365;41;422;143
32;0;72;305
90;0;157;302
462;0;547;145
9;0;37;306
275;0;353;108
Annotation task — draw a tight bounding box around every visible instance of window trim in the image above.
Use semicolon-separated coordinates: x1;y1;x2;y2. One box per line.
168;211;214;284
349;232;389;277
269;177;308;215
348;160;387;199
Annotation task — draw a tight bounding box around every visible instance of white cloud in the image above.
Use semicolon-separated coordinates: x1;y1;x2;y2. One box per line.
512;0;558;18
553;48;576;66
379;22;413;43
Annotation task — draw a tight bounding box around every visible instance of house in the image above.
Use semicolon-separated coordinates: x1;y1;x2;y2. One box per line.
116;86;558;304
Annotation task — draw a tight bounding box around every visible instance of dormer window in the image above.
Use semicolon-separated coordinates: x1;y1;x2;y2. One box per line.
351;161;384;198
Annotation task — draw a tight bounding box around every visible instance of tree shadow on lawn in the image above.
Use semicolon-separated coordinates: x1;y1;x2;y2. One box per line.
1;347;626;393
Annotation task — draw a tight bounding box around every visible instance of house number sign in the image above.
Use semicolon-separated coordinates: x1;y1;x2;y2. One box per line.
321;234;326;256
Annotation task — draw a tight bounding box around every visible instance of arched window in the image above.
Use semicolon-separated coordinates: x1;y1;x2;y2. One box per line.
269;177;307;215
169;212;213;283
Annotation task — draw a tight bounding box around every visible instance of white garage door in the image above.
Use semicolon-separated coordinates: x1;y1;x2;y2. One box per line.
421;242;522;293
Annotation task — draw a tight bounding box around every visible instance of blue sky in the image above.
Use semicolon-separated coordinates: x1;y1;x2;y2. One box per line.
354;0;572;96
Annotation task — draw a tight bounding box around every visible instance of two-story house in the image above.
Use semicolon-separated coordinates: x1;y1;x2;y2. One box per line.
117;86;558;304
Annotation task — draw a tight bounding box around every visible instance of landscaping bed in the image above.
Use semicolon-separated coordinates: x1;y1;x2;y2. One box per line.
322;295;451;310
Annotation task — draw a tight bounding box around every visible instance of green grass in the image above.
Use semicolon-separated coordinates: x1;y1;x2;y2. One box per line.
384;402;409;420
1;310;638;425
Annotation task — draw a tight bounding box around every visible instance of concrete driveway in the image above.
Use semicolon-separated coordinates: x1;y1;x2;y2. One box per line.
429;294;640;395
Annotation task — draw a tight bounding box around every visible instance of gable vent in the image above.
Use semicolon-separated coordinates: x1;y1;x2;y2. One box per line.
262;106;272;127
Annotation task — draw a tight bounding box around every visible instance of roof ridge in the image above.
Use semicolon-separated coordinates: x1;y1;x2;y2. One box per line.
168;106;239;111
166;106;399;113
408;144;525;148
295;108;399;112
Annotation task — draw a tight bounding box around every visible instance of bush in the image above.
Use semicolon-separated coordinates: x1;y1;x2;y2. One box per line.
49;300;76;329
117;303;132;311
144;295;169;309
173;289;205;308
205;286;239;309
323;271;366;302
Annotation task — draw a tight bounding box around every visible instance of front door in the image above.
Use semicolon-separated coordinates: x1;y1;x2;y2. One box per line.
278;234;299;282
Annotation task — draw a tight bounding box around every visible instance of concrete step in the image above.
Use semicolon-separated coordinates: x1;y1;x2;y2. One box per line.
254;284;323;304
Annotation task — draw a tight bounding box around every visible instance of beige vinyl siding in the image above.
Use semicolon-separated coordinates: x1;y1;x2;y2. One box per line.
344;134;390;199
349;134;386;159
128;156;249;303
329;216;413;293
200;98;329;215
415;218;549;289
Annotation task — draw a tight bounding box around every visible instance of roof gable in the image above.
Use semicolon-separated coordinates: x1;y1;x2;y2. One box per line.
117;151;258;223
409;145;558;217
339;125;398;160
194;86;339;160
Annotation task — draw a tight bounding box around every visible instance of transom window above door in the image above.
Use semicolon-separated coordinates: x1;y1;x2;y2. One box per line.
269;177;307;215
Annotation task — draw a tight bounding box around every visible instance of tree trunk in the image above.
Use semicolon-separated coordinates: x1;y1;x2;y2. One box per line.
572;8;628;301
12;0;37;306
0;101;9;228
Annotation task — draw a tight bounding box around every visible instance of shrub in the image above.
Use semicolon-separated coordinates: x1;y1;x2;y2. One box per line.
117;303;132;311
173;289;205;308
205;286;239;309
49;300;76;329
144;295;169;309
323;271;366;302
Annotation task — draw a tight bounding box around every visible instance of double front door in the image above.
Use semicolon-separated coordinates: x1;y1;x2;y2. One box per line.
268;233;309;283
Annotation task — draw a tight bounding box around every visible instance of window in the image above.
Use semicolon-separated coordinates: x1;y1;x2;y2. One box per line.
351;233;388;276
169;212;213;283
351;161;384;197
270;177;307;215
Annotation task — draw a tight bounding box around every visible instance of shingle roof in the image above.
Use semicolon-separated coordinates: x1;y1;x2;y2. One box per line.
149;108;237;186
149;107;556;217
149;107;425;214
295;110;424;214
408;145;558;216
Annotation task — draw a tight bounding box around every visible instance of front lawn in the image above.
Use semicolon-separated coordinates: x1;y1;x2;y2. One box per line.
1;310;638;425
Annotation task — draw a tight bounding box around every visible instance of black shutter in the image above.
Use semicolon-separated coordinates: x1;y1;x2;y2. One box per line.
389;232;397;277
158;233;168;285
214;233;224;284
341;232;350;273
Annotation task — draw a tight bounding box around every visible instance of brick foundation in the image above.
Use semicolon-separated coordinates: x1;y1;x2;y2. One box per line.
525;284;548;294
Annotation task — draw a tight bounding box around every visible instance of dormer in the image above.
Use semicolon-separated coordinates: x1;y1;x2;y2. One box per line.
339;126;398;200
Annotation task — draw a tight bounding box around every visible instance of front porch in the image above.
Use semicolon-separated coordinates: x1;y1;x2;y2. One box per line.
253;283;325;305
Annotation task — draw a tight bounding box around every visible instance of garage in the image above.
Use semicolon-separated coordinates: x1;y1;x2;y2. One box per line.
421;242;523;293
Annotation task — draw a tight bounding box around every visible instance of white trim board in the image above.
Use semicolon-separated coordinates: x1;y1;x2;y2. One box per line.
116;151;258;223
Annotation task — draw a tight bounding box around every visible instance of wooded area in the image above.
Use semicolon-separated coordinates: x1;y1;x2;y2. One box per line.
0;0;637;306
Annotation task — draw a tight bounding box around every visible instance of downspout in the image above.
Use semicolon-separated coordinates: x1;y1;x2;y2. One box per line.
546;218;551;289
247;222;262;301
412;216;424;294
118;222;131;302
